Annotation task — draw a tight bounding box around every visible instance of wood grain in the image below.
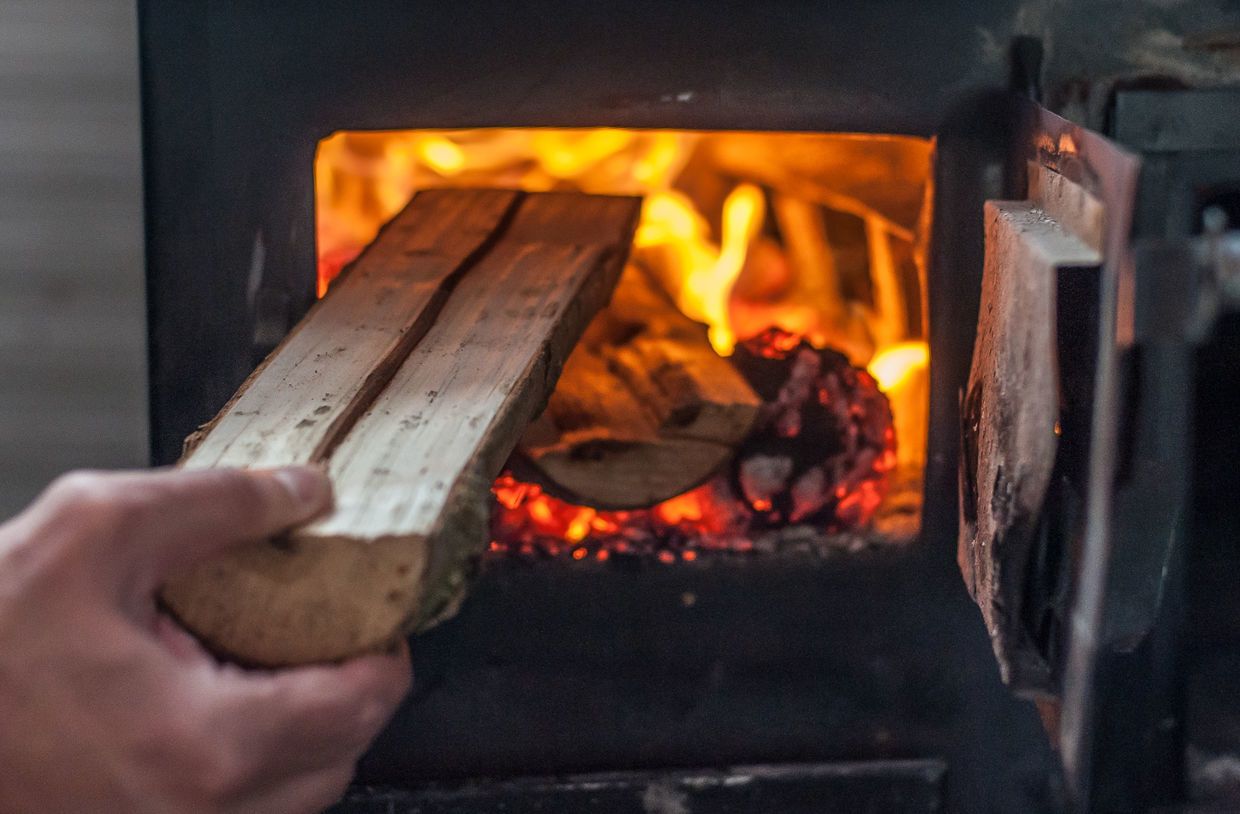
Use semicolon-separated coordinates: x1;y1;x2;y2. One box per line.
959;198;1101;688
183;189;520;468
519;264;759;509
1026;161;1104;253
163;190;639;665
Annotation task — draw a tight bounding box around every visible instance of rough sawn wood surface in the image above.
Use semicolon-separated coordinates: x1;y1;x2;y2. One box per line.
163;189;640;666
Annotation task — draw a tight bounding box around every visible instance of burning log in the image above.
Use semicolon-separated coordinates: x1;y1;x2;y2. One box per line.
768;192;875;363
493;328;899;560
163;189;640;666
517;264;761;509
729;329;896;531
696;133;932;240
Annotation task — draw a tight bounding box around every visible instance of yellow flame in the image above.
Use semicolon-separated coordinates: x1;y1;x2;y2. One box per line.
417;136;466;176
699;183;764;353
632;132;683;185
636;184;765;355
316;129;926;373
867;341;929;391
634;191;706;247
532;129;635;178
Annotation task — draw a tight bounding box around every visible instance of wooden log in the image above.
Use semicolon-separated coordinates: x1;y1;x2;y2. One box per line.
163;189;640;666
728;330;895;530
182;188;522;466
958;196;1101;690
517;264;760;509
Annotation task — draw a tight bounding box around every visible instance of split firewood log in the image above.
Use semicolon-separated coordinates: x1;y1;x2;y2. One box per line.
958;189;1102;689
517;264;760;509
163;188;640;666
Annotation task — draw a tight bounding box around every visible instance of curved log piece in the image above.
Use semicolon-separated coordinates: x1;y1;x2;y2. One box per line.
517;265;760;509
728;328;896;532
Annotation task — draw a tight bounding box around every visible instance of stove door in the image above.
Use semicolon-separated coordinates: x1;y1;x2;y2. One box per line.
958;100;1149;801
961;170;1103;693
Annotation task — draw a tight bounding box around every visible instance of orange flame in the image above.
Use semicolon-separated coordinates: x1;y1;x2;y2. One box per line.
867;341;929;391
315;128;933;557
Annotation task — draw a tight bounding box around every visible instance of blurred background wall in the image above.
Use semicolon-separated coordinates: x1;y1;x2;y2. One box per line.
0;1;147;517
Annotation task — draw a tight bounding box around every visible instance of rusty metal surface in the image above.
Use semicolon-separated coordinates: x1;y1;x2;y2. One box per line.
958;199;1101;694
1003;103;1141;810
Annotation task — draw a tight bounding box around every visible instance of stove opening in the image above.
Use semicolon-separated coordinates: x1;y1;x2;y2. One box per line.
315;130;932;562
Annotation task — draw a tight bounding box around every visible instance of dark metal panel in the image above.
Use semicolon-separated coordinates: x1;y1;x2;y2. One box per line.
1069;92;1240;812
331;761;947;814
138;0;1032;463
1184;315;1240;809
358;550;1058;814
187;0;1024;137
1114;90;1240;155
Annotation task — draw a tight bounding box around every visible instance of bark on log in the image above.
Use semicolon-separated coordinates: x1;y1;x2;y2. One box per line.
959;197;1101;689
517;264;760;509
729;330;895;531
163;189;640;666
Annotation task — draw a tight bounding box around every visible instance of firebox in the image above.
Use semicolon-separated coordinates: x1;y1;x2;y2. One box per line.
315;129;930;561
138;2;1240;812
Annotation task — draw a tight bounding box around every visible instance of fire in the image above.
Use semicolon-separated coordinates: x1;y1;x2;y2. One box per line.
417;136;466;176
315;128;933;559
631;183;766;354
316;130;762;352
490;329;898;558
689;183;765;354
491;474;743;559
867;341;929;391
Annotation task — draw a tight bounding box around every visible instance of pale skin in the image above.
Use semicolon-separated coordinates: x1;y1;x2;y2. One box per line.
0;466;411;813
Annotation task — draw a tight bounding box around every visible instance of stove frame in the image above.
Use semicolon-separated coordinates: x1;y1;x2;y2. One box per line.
137;3;1240;811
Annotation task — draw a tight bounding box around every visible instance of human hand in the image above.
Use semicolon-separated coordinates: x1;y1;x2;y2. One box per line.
0;467;411;814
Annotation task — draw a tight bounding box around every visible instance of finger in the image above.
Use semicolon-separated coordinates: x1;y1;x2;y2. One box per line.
36;467;332;585
209;645;411;777
230;763;356;814
259;646;411;751
152;612;215;665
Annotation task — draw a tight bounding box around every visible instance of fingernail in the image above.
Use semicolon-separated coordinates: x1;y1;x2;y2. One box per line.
273;466;330;506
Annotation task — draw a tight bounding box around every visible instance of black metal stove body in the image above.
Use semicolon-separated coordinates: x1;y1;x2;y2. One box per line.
137;3;1240;811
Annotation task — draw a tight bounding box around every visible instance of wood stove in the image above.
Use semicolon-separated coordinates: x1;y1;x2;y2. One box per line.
138;2;1240;811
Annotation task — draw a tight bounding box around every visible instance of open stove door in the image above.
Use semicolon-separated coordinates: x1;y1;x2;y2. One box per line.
956;100;1181;809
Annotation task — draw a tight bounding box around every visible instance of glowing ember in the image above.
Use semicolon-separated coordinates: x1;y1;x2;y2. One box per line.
730;328;896;529
490;328;896;558
491;473;744;559
315;128;934;561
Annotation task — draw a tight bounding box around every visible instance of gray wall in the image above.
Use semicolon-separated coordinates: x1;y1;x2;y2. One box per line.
0;0;147;517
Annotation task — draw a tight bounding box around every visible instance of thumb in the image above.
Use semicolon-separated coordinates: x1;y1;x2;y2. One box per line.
32;466;332;590
208;641;412;773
